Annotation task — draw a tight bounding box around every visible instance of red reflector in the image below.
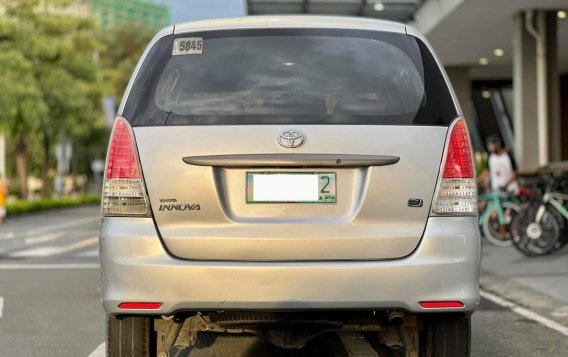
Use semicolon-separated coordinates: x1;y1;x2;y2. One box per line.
117;302;162;310
442;119;474;179
420;301;464;308
106;117;141;179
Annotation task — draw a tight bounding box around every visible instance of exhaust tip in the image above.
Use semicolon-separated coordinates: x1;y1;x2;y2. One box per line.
388;310;405;326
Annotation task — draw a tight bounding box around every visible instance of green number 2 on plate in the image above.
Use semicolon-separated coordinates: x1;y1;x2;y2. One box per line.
321;175;330;194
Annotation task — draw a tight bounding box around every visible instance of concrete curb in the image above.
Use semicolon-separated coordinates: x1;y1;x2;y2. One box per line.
480;270;568;327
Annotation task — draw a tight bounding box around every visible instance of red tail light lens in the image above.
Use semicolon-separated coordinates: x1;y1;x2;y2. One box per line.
106;118;140;179
442;119;474;179
102;117;150;216
431;118;477;216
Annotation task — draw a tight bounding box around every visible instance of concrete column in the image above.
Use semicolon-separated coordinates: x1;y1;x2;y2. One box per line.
445;66;473;123
546;12;561;163
513;11;560;172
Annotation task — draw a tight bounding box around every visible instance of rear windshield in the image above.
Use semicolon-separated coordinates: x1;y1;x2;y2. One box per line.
123;29;458;126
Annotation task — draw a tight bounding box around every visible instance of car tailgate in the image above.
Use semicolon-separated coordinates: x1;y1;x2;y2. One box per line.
134;124;447;261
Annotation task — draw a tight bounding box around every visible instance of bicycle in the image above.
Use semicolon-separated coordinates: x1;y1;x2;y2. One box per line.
512;174;568;256
478;190;522;247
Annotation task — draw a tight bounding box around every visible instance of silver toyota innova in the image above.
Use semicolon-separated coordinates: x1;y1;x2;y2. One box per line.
101;16;480;357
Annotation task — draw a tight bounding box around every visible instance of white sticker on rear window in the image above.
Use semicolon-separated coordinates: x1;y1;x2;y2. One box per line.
172;37;203;55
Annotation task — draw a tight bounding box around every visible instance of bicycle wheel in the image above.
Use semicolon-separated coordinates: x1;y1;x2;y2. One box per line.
512;206;560;256
482;202;521;247
553;236;568;252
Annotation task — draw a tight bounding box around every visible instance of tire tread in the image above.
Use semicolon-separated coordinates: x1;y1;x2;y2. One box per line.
426;314;470;357
107;315;153;357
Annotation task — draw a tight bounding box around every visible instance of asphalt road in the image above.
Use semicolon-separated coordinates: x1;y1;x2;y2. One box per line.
0;206;567;356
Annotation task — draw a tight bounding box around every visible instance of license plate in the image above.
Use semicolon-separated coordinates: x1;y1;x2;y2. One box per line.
246;172;337;203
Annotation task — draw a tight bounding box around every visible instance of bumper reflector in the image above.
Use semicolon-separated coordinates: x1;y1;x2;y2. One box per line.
117;302;162;310
420;301;464;308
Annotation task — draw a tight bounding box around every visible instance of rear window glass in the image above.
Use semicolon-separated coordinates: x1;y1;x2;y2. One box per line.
123;29;457;126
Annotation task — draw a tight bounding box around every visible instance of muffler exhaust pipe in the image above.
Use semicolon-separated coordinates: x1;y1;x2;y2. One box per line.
388;310;405;326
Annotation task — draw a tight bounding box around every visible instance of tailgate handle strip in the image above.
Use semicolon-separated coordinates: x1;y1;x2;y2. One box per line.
182;154;400;168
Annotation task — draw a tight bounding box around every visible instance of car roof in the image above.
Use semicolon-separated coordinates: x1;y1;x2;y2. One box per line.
173;15;407;35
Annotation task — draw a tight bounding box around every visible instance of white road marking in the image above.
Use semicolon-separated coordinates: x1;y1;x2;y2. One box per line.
87;342;105;357
9;246;71;257
0;263;99;270
75;248;99;257
0;296;4;318
26;217;99;235
65;236;99;251
0;232;15;239
552;306;568;318
481;289;568;337
8;236;99;258
24;232;64;245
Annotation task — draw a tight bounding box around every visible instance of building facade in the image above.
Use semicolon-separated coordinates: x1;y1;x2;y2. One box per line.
77;0;170;30
246;0;568;173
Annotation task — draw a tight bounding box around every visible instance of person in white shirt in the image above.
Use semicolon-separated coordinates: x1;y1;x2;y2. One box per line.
477;135;519;241
482;134;519;193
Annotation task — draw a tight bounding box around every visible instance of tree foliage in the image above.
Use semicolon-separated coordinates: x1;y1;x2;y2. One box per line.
0;0;156;198
0;0;102;197
98;22;154;100
1;0;102;131
0;50;47;139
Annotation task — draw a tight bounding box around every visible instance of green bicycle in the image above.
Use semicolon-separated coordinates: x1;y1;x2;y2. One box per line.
478;191;522;247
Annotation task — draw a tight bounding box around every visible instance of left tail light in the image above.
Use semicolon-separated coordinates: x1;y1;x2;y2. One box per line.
102;117;150;216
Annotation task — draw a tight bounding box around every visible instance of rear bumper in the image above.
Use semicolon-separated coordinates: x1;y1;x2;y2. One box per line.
100;216;480;315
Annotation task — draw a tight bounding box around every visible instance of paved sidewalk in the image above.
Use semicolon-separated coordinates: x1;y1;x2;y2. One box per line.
480;240;568;324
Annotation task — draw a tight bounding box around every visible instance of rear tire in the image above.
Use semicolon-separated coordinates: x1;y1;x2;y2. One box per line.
421;314;471;357
107;315;154;357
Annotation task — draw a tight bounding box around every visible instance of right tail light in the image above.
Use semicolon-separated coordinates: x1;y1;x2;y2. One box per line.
431;118;477;216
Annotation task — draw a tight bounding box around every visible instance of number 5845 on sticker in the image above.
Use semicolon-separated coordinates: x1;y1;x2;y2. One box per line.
172;37;203;55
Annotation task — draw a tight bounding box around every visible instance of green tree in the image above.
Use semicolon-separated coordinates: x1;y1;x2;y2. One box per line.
0;0;102;198
0;50;47;197
98;22;154;100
